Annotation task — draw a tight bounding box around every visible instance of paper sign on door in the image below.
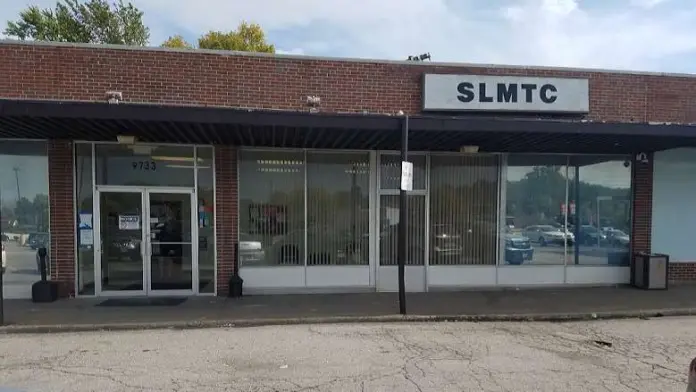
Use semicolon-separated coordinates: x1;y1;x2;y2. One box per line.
118;215;141;230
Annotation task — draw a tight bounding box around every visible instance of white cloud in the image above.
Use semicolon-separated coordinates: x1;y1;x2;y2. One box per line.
2;0;696;72
276;48;305;55
630;0;669;8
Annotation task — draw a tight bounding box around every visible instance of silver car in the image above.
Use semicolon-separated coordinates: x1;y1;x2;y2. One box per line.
523;225;574;246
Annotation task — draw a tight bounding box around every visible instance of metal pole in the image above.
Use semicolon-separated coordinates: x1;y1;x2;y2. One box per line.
398;116;409;315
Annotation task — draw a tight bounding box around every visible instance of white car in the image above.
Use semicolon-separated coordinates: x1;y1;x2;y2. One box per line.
523;225;575;247
1;243;6;274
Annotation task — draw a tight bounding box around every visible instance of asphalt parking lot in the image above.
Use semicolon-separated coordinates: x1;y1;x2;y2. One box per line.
0;316;693;391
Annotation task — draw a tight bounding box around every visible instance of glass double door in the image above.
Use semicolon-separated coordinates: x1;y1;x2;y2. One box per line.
95;187;196;296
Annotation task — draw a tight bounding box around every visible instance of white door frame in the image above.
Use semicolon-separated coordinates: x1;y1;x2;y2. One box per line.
94;185;197;297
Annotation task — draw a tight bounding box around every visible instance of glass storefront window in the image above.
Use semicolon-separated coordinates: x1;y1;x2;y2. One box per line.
238;150;305;267
429;155;499;266
196;147;215;293
306;152;370;266
571;156;632;266
504;155;572;266
504;154;632;267
75;143;95;295
0;141;50;299
95;144;195;187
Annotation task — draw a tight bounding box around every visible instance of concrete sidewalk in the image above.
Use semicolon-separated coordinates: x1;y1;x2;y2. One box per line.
2;285;696;333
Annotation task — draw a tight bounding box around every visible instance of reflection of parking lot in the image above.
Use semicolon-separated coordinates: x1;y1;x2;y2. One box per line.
2;242;39;299
518;243;628;265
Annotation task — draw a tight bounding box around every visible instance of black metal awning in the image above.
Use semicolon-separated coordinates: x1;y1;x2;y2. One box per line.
2;99;696;154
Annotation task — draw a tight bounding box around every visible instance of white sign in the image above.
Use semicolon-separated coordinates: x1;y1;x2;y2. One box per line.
118;215;141;230
79;229;94;246
422;74;589;113
78;213;93;229
400;161;413;191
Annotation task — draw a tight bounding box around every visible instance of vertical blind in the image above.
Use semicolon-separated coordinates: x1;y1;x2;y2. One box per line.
306;152;370;266
429;155;500;266
238;151;502;268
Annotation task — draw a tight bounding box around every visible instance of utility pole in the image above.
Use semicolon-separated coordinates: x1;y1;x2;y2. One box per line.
12;166;20;201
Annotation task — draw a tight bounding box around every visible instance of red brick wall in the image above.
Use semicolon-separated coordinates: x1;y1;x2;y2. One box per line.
668;263;696;283
214;146;238;296
631;156;652;254
48;140;75;297
5;41;696;287
2;42;696;123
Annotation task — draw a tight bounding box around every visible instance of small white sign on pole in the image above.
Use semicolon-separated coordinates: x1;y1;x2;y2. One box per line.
400;161;414;191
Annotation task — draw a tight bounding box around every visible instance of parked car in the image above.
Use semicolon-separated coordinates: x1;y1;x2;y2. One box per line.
269;225;367;265
504;233;534;265
605;229;630;248
578;225;607;246
26;232;49;250
429;224;465;259
522;225;574;246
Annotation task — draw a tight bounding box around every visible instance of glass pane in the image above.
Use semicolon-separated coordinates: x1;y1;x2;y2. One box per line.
572;156;632;266
95;144;194;187
306;152;370;266
0;141;49;299
504;155;573;266
379;195;426;266
196;147;215;293
75;144;95;295
149;192;193;290
429;155;499;266
238;151;305;267
380;154;426;190
100;192;143;291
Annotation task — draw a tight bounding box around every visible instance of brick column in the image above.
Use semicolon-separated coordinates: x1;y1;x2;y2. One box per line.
631;155;653;254
48;140;76;297
215;146;238;296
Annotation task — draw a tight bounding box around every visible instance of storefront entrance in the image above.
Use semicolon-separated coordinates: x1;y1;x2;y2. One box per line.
94;186;197;296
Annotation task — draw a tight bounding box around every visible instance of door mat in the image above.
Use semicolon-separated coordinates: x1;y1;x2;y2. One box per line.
95;297;188;307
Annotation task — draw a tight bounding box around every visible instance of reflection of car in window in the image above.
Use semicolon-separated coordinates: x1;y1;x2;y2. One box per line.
270;225;366;265
504;233;533;265
522;225;574;247
604;229;630;248
578;225;607;246
27;232;49;250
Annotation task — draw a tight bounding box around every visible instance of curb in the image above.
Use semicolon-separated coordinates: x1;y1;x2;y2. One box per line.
1;308;696;334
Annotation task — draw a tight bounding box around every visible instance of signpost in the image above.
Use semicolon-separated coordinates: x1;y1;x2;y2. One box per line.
398;115;410;315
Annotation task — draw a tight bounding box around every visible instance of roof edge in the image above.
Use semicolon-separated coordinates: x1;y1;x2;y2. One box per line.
2;39;696;79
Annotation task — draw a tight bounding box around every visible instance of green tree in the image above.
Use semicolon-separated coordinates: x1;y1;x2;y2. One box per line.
4;0;149;45
161;22;275;53
160;34;192;49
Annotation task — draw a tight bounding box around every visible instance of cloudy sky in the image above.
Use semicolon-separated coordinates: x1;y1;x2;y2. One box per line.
1;0;696;72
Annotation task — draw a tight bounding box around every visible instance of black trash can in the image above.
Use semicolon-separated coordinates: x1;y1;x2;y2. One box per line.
228;242;244;298
632;252;669;290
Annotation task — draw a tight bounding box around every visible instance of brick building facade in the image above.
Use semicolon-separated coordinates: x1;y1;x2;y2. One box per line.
2;40;696;298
